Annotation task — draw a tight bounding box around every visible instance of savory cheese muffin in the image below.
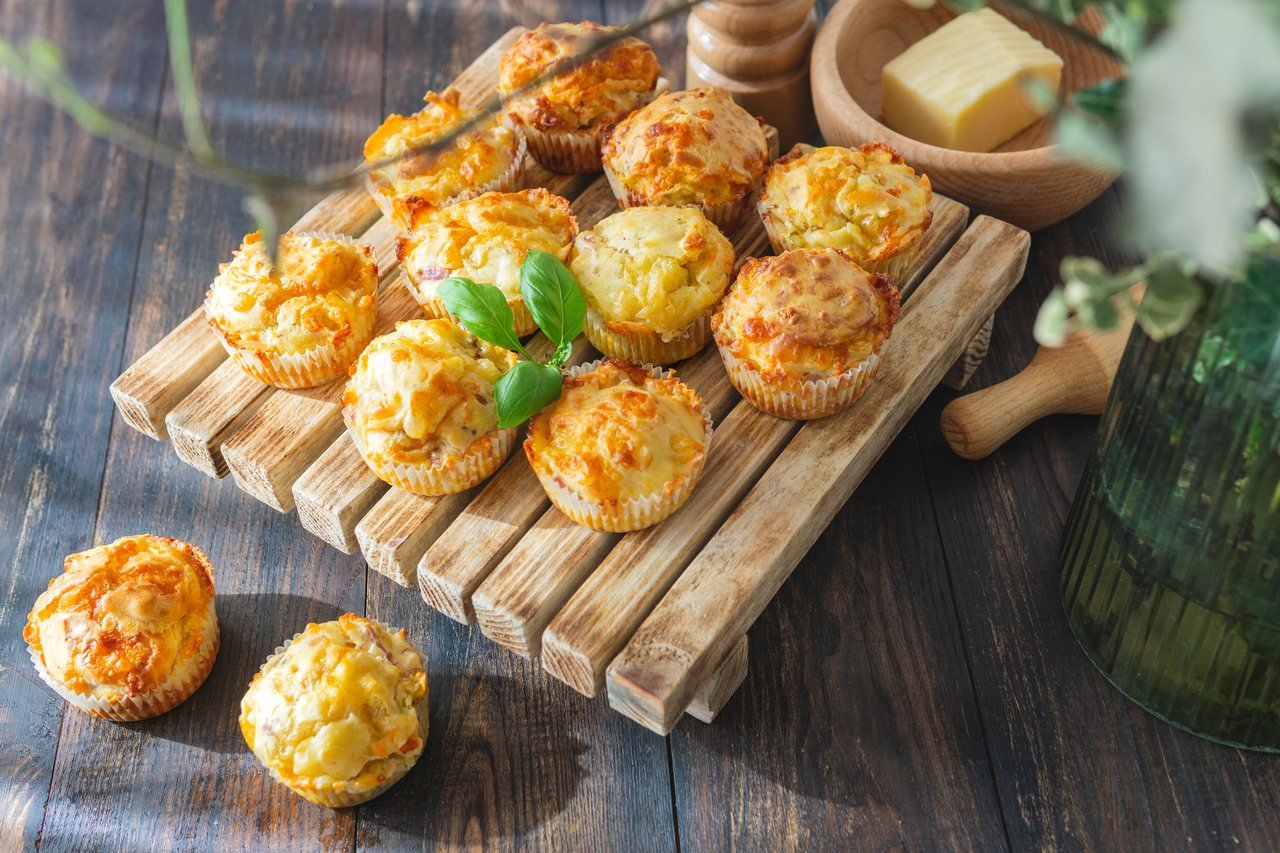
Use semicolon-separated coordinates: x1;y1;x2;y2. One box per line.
396;188;578;336
524;359;711;531
24;534;218;722
569;206;734;365
364;87;526;221
205;231;378;389
239;615;428;808
343;318;518;496
712;248;900;419
499;21;661;172
601;87;769;231
758;143;933;281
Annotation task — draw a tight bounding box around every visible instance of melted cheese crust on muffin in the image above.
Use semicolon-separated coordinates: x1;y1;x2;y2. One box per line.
396;188;578;300
24;535;216;702
712;248;901;380
569;206;734;337
205;231;377;357
758;143;933;263
601;88;769;207
343;319;517;468
525;360;707;503
499;22;660;133
364;88;521;209
239;615;427;793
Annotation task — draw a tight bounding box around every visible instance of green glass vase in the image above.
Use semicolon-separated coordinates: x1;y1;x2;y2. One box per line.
1060;252;1280;749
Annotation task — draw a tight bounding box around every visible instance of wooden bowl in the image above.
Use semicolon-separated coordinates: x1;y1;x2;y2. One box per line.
811;0;1125;231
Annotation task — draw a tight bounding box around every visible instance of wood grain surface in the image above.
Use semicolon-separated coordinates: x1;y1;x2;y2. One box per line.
4;1;1277;851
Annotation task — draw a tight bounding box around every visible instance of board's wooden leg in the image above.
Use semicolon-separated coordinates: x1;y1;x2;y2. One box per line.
941;313;994;391
293;432;388;554
165;359;272;478
687;635;749;723
356;487;473;587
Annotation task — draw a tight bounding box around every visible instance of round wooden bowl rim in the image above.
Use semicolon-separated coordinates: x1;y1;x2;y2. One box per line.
812;0;1099;169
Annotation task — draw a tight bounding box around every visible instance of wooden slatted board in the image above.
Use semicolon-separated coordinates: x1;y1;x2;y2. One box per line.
110;27;1031;734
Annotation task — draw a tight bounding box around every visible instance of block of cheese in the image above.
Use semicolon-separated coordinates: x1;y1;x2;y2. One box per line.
881;8;1063;153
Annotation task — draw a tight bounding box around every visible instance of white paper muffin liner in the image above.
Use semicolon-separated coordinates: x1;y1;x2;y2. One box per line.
244;630;429;808
522;125;605;174
583;307;710;366
404;273;538;338
367;127;528;222
206;231;378;389
759;209;924;283
529;359;714;532
601;160;753;234
344;408;517;496
28;597;219;722
717;345;883;420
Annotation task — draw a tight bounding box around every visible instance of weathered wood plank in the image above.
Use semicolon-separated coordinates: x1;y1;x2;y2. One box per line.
36;1;382;850
0;3;168;848
608;216;1031;733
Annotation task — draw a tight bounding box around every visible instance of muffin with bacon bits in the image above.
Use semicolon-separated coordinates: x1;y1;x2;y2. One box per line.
601;87;770;232
524;359;712;531
24;534;219;722
239;614;428;808
364;86;526;221
569;206;734;365
205;231;378;388
396;188;578;337
499;21;661;172
712;248;900;419
343;318;518;496
758;143;933;281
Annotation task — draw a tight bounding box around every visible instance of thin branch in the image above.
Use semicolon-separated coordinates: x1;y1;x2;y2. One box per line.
164;0;214;160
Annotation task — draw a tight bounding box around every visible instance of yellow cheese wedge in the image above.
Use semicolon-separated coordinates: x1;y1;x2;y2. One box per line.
881;8;1063;153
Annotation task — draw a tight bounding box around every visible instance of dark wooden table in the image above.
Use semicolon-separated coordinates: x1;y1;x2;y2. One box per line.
2;1;1278;849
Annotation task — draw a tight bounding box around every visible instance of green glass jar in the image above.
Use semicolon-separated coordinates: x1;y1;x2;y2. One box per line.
1060;251;1280;749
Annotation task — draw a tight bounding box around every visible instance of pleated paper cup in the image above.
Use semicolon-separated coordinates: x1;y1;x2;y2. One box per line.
344;410;517;496
405;273;537;337
205;231;378;389
582;308;709;366
28;598;219;722
717;345;883;420
529;360;714;532
601;161;753;235
759;209;923;284
244;632;429;809
522;125;604;174
367;128;528;221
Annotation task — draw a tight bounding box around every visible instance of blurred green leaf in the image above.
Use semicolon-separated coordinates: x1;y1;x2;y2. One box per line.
1100;5;1145;59
1055;111;1124;171
1135;264;1204;340
1035;289;1071;346
1072;78;1127;128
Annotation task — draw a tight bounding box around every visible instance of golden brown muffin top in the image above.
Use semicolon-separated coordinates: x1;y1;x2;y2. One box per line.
758;143;932;264
712;248;901;380
524;360;707;503
601;88;769;208
499;22;661;133
24;534;216;701
239;614;427;792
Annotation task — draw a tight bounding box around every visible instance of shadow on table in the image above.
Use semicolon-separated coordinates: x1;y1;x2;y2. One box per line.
355;672;588;846
129;592;341;754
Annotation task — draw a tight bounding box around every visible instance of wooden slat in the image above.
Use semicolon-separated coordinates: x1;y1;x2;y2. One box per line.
471;344;738;658
221;280;419;511
108;185;380;440
607;215;1032;733
686;634;749;723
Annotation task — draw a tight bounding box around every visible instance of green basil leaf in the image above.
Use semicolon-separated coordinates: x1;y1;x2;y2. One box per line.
437;276;524;353
494;360;563;429
520;250;585;353
551;340;575;367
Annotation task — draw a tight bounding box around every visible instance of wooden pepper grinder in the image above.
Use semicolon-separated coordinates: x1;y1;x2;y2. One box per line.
686;0;819;150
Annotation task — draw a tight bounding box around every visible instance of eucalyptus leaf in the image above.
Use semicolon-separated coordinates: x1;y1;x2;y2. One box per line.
1135;264;1203;341
494;360;563;429
1071;78;1126;128
1054;111;1124;172
437;277;525;355
520;250;585;352
1034;289;1071;346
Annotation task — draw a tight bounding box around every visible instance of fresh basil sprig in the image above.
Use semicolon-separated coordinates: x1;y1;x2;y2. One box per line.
438;250;586;429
